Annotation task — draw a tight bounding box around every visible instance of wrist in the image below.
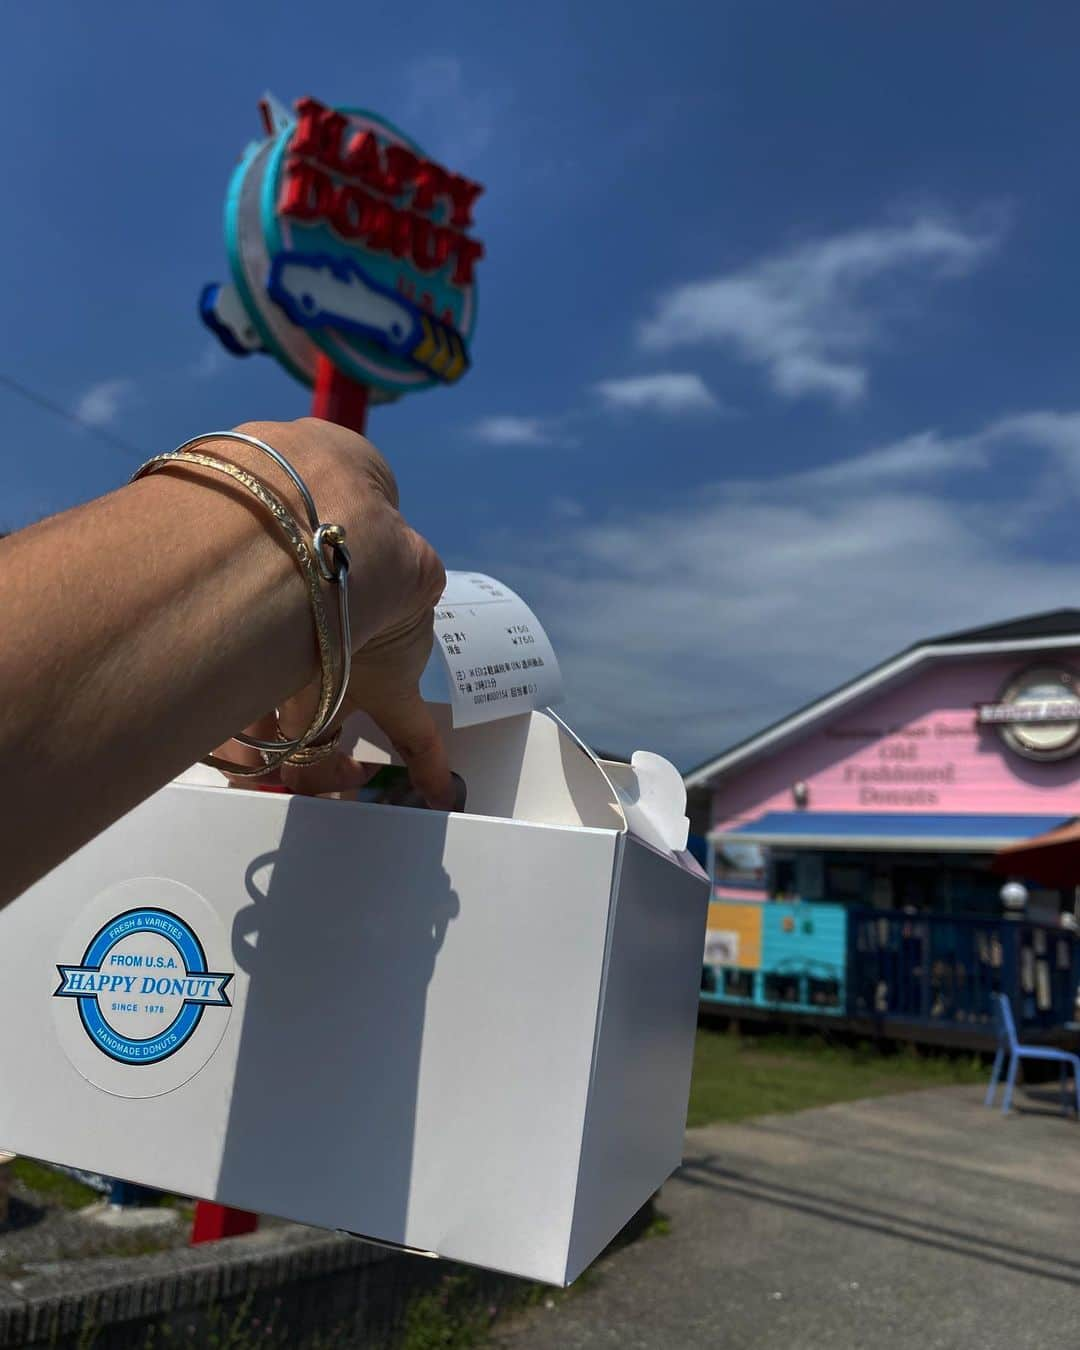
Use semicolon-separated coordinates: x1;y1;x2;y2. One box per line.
222;421;415;647
127;456;321;696
197;420;435;659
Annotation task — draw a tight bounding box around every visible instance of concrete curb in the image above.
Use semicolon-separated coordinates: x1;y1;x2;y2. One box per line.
0;1223;389;1347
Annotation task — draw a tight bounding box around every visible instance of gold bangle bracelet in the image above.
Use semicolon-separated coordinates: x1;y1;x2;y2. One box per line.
281;729;343;766
131;447;345;778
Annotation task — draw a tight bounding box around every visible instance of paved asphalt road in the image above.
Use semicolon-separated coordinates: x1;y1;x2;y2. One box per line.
496;1084;1080;1349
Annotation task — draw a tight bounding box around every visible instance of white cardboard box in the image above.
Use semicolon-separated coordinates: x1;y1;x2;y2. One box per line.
0;707;707;1285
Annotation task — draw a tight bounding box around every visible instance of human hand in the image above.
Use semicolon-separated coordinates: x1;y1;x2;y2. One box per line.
216;418;454;809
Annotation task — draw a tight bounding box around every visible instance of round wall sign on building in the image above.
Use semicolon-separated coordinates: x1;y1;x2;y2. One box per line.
975;666;1080;761
202;95;484;401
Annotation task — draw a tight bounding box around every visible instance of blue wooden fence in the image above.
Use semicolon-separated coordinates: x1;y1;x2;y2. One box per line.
847;910;1079;1034
701;901;1080;1038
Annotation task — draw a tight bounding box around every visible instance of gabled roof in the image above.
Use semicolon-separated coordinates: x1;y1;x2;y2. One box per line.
923;609;1080;646
684;610;1080;790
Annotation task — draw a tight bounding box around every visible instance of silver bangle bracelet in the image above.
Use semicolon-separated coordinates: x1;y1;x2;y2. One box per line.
132;431;353;765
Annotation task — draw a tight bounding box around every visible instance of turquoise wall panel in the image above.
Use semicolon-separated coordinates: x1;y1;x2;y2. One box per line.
759;901;847;1015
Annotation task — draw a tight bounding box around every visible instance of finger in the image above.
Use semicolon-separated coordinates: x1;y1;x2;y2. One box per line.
370;690;454;810
280;754;378;798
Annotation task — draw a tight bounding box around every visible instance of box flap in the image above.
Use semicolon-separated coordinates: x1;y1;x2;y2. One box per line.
537;715;703;876
178;705;624;834
341;704;624;831
176;706;700;871
599;752;690;855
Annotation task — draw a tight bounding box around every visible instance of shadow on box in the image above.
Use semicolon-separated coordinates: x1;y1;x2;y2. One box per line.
215;787;460;1246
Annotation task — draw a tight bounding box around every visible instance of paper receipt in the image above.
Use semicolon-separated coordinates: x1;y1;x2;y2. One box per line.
434;572;564;727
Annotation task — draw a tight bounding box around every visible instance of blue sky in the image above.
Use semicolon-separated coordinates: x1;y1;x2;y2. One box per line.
4;4;1080;764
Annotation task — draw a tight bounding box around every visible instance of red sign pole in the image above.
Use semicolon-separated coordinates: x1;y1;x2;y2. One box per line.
190;356;369;1249
311;354;370;436
191;1202;258;1244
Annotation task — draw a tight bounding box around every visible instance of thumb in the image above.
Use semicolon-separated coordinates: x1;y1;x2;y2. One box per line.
368;687;455;811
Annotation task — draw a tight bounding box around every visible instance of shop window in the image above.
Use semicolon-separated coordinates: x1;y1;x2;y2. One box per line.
892;865;939;911
808;977;841;1008
1028;888;1065;922
946;866;1005;916
825;864;866;903
713;841;765;891
871;875;893;909
722;969;754;1000
764;973;801;1005
796;853;825;901
772;858;798;899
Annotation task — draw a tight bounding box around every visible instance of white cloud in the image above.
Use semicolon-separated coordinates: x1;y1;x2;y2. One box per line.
191;344;228;379
470;375;719;452
638;214;1002;406
593;372;719;415
550;497;586;520
792;429;988;489
75;378;134;428
987;411;1080;469
404;55;500;166
469;416;572;448
480;409;1080;765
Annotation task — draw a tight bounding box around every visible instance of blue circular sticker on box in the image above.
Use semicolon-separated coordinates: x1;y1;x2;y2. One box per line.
52;879;235;1098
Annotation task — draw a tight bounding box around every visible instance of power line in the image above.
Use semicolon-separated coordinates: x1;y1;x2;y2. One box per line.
0;370;143;459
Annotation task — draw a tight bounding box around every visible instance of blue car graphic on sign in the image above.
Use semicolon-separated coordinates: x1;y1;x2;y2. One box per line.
267;252;469;383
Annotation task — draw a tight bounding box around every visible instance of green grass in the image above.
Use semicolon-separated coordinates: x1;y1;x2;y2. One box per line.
9;1157;98;1208
397;1274;509;1350
686;1026;987;1129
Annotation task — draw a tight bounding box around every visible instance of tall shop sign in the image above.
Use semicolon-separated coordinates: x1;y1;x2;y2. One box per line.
201;96;484;399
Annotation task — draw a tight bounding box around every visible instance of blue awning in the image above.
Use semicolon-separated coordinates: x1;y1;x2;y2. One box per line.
710;811;1074;853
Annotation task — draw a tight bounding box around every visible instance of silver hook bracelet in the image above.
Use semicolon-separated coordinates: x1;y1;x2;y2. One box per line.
132;431;353;761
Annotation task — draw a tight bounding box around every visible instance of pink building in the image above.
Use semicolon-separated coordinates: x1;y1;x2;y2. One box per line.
685;611;1080;919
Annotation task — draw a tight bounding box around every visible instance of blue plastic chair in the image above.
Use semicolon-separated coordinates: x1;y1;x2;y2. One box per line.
985;992;1080;1116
